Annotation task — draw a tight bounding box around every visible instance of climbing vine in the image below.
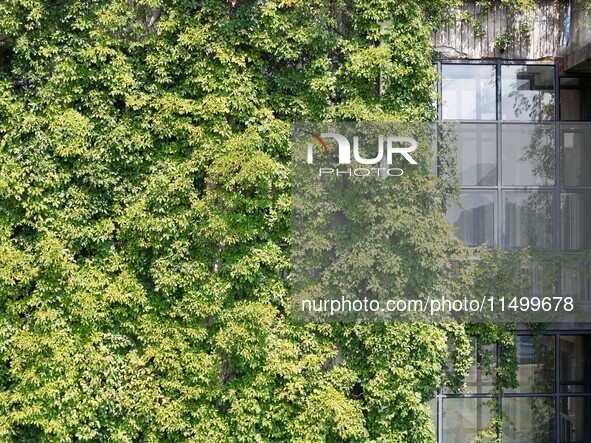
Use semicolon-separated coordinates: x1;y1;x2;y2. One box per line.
0;0;572;442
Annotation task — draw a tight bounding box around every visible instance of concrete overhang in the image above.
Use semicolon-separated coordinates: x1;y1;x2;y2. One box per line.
565;2;591;72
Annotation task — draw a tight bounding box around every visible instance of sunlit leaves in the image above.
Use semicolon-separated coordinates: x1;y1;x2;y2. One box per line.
0;0;478;441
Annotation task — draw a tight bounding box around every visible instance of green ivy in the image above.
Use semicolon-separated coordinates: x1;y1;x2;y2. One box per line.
0;1;537;442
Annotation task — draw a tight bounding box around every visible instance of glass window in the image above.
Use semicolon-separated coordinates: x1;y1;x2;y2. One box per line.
530;262;557;299
502;124;555;186
442;398;493;443
561;125;591;186
434;334;591;443
502;397;555;443
457;123;497;185
501;65;555;121
428;397;438;431
444;338;496;395
447;191;495;247
465;342;496;395
560;77;591;121
560;397;590;442
507;335;555;394
560;264;591;302
560;336;591;392
503;192;553;248
561;192;591;251
442;64;497;120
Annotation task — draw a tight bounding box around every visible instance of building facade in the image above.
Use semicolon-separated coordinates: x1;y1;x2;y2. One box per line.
430;1;591;442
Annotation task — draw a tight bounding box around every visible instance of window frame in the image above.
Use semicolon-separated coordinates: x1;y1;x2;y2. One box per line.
439;61;591;253
433;331;591;443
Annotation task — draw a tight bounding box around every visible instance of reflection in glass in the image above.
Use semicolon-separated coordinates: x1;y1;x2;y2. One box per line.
560;397;589;442
428;397;437;432
502;124;555;185
444;338;496;394
457;123;497;185
503;192;553;248
560;77;591;121
443;398;493;443
530;262;557;299
465;342;496;394
560;336;590;390
562;385;586;394
561;126;591;186
502;397;554;443
447;192;495;246
561;192;591;251
501;65;555;121
508;336;555;394
442;64;497;120
561;265;591;302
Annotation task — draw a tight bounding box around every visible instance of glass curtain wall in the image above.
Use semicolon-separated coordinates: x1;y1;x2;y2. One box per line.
441;62;591;295
435;62;591;443
432;334;591;443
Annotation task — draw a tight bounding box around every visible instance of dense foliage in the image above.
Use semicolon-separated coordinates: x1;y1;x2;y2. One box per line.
0;1;523;442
